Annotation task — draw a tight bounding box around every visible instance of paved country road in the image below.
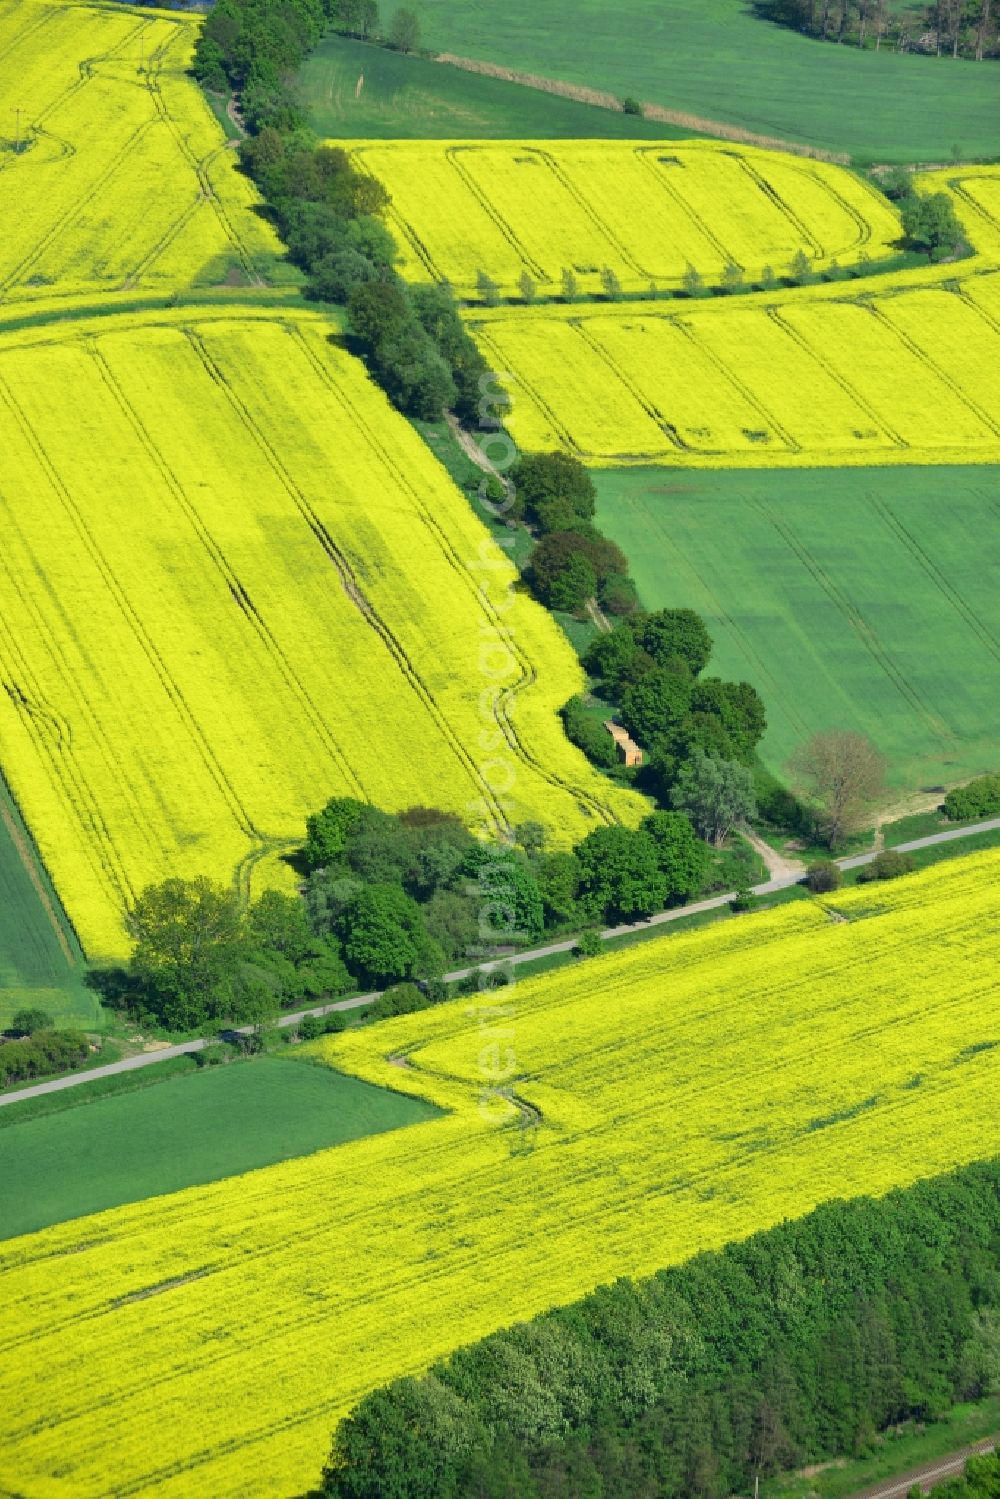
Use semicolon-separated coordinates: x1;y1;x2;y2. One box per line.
849;1433;998;1497
2;815;998;1110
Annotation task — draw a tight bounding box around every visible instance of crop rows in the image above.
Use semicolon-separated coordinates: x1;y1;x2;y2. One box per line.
470;261;1000;467
1;850;997;1496
0;0;278;302
350;139;901;299
0;308;641;957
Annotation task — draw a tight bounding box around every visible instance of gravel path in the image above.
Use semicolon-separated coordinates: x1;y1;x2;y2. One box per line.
1;815;997;1109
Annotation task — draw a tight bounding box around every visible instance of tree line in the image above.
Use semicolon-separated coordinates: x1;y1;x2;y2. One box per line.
193;2;495;426
110;793;718;1032
755;0;997;60
317;1154;1000;1498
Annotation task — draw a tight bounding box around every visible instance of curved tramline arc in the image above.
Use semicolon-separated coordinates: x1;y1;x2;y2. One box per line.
728;151;826;261
287;326;627;830
184;325;513;840
1;855;998;1497
444;144;549;282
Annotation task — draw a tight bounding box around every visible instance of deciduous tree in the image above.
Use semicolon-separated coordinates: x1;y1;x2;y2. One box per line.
788;729;886;848
670;749;757;847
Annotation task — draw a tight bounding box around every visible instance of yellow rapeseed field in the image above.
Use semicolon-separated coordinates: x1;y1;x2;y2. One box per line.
457;163;1000;468
0;0;279;302
2;850;998;1496
349;138;902;299
0;305;644;958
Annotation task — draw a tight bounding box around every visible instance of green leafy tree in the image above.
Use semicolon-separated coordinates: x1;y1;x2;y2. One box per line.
639;810;708;901
528;533;601;611
514;821;546;858
584;622;642;693
335;885;439;987
901;192;965;258
388;6;420;51
476;269;501;306
560;267;579;301
670;749;757;847
295;942;351;999
307;249;381;304
542;549;597;611
126;877;248;1029
789;248;813;283
536;851;581;926
248;889;317;964
575;826;667;923
682;264;705;297
346;281;412;347
857;850;915;883
411;284;499;425
690;677;767;760
342;805;413;885
303;796;368;872
509;452;596;529
405;824;475;898
370;981;427;1020
423;889;479;964
721;261;744;294
372;327;457;419
560;695;620;769
601;266;623;301
462;846;545;944
620;667;694;748
324;1375;481;1499
518;270;538;303
638;608;712;676
599;572;640;616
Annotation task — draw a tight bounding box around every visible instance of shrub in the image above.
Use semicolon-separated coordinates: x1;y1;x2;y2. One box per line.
298;1014;326;1041
370;981;427;1022
195;1043;229;1067
9;1006;51;1037
621;96;644;116
943;773;1000;822
0;1028;91;1086
730;884;755;913
574;929;604;958
324;1011;349;1034
805;860;842;893
561;696;619;769
857;850;916;883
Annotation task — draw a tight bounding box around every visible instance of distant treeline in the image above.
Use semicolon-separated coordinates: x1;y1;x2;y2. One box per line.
755;1;998;60
318;1155;1000;1498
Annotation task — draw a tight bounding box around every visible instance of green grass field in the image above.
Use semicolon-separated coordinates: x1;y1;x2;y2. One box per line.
410;0;1000;160
0;775;97;1032
297;34;696;138
596;466;1000;793
0;1054;440;1240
